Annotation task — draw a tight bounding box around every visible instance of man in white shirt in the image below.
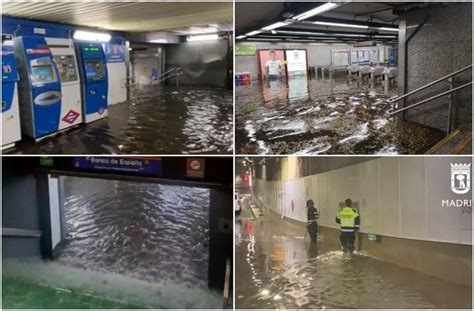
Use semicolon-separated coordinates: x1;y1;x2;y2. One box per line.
265;50;283;80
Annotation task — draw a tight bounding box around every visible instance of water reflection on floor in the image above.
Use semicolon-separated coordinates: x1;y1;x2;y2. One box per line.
57;176;210;288
235;210;472;309
236;78;444;154
6;85;233;154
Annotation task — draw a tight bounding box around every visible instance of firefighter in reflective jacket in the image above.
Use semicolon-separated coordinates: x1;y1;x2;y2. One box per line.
306;199;319;242
335;198;360;253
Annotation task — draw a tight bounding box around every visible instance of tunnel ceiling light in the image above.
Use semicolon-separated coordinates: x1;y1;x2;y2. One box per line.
293;3;339;21
262;21;292;31
246;30;262;36
73;30;111;42
186;34;219;42
378;27;399;32
313;21;369;29
236;35;247;39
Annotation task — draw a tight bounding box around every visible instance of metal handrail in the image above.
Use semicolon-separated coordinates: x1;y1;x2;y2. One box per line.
387;64;472;103
222;257;231;308
387;81;473;115
124;67;183;87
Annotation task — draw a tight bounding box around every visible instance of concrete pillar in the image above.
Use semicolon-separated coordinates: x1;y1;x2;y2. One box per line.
208;187;233;290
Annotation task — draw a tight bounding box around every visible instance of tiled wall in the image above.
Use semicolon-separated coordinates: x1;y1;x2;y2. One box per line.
403;3;472;132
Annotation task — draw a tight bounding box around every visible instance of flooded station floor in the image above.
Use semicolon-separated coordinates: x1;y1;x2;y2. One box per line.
6;85;233;154
235;207;472;309
236;78;445;154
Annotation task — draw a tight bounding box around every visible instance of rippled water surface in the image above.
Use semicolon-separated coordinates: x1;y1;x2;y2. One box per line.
57;176;210;288
7;85;233;154
236;78;444;154
235;209;472;309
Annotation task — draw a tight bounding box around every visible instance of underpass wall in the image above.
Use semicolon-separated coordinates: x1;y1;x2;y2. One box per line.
253;156;472;286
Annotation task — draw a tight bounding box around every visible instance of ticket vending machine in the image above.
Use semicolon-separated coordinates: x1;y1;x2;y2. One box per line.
14;36;63;140
47;38;83;129
2;42;21;149
75;42;108;123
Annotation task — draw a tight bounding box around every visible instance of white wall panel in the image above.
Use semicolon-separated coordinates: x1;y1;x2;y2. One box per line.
399;158;427;240
253;157;472;245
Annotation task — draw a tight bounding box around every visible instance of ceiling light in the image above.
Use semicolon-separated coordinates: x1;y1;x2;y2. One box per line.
73;30;111;42
334;33;368;37
246;30;262;36
373;35;397;38
262;21;291;31
293;3;338;21
378;27;399;32
314;21;369;29
186;34;219;42
247;38;281;41
276;30;325;36
236;35;247;39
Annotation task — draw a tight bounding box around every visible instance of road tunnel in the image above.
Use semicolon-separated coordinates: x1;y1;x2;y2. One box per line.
235;156;472;309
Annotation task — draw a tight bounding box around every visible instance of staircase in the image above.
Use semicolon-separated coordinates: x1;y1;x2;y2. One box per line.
425;129;472;154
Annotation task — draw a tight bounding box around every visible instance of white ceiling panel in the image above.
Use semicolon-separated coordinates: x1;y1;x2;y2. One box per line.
2;2;233;33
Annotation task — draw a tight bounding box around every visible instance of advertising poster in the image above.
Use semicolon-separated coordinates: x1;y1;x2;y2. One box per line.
285;49;307;77
258;49;286;80
103;44;125;63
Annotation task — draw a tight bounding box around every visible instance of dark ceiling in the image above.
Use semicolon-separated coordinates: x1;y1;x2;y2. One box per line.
236;2;432;43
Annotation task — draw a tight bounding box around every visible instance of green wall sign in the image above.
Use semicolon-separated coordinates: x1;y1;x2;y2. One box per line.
40;157;54;166
236;43;256;56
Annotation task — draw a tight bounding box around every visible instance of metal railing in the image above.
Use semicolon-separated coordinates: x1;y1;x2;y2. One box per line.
222;257;231;308
124;67;183;87
387;64;472;133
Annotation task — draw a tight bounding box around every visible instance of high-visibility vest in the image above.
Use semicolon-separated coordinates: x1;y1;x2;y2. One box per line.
336;207;360;232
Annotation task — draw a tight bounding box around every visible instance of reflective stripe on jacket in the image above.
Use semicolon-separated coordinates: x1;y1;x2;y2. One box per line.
335;207;360;232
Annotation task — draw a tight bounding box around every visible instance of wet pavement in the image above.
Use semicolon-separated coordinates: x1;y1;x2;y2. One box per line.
235;204;472;309
5;85;233;154
236;78;445;154
57;176;210;288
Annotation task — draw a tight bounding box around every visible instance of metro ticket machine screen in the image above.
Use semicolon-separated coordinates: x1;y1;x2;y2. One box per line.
32;65;55;82
30;57;58;85
85;59;105;81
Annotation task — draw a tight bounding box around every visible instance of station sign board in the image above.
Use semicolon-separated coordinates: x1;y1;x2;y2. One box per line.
72;157;161;176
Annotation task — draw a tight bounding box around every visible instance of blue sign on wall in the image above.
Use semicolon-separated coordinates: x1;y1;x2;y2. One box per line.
73;157;161;176
103;44;125;63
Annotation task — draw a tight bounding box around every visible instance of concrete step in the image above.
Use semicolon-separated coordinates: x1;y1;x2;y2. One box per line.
425;129;472;154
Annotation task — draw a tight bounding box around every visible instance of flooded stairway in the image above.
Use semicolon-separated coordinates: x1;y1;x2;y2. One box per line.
425;129;473;154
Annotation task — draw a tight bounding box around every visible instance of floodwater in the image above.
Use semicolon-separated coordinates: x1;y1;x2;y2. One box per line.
6;85;233;154
235;208;472;309
236;78;445;154
1;176;222;308
57;176;210;288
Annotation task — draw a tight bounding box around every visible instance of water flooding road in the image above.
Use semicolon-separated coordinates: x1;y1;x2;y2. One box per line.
235;208;472;309
57;176;210;289
236;78;444;154
7;85;233;154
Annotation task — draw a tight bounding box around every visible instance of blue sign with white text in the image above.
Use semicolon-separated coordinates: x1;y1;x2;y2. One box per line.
73;157;162;176
103;44;125;63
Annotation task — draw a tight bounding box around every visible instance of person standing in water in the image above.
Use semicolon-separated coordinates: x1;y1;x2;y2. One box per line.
306;199;319;242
